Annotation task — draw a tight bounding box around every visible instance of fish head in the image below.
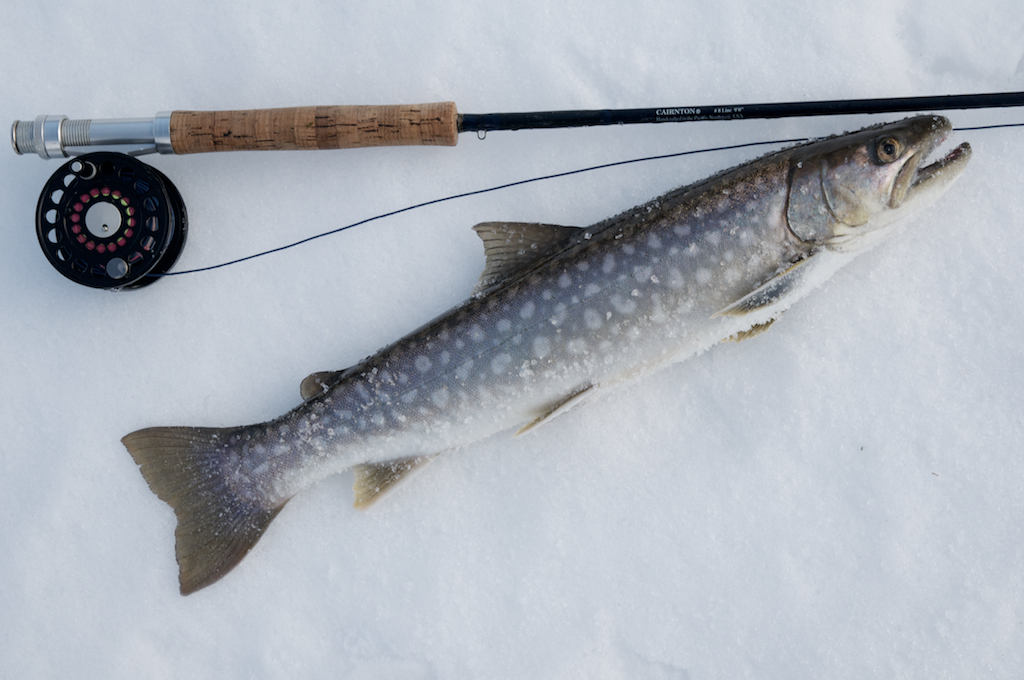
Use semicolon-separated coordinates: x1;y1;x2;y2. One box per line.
786;115;971;251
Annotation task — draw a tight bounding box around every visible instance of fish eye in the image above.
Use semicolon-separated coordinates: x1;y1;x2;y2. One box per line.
876;137;902;163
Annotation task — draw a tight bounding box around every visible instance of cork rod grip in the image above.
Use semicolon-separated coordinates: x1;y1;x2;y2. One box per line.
168;102;459;154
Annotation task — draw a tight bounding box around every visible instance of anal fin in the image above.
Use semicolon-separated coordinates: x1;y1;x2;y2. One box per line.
352;455;436;509
725;318;778;343
515;384;595;437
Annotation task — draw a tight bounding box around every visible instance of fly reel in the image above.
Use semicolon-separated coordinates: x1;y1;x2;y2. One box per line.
35;152;187;290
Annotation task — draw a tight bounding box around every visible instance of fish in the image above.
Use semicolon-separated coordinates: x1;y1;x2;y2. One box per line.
123;115;971;595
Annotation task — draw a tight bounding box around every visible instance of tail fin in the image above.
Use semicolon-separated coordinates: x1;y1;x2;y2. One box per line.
122;426;287;595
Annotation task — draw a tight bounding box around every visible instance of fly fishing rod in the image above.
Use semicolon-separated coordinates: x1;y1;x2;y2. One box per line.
12;90;1024;290
12;91;1024;158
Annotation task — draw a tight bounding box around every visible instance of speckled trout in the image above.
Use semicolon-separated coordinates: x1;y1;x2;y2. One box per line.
124;116;970;594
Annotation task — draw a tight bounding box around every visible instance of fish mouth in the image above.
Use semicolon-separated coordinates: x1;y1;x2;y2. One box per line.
911;140;972;188
892;126;972;208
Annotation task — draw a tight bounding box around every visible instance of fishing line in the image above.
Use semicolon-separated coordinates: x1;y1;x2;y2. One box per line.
952;122;1024;131
160;136;811;277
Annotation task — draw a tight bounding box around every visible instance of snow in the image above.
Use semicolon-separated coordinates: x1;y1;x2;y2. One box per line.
2;1;1023;678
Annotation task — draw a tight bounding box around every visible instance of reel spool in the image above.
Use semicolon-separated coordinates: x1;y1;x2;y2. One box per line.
35;152;187;290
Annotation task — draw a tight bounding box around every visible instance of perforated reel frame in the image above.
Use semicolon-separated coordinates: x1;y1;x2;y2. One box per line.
35;152;187;290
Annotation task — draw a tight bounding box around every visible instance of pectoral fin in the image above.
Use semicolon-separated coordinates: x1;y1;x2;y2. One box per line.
352;455;436;509
715;257;813;317
515;384;596;437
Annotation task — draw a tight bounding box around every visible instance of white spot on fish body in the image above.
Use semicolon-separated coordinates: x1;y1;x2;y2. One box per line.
610;294;637;315
724;264;742;285
533;336;551;359
550;303;567;326
520;301;535;319
469;325;485;342
603;254;616;274
667;268;685;289
440;351;450;365
651;293;668;324
558;273;572;288
584;283;601;298
584;308;603;330
431;387;450;408
415;356;432;373
567;338;588;354
497;319;512;333
696;268;712;285
576;261;590;272
633;265;652;282
648;234;663;249
401;389;419;404
674;224;692;238
456;360;474;381
542;290;553;301
623;244;636;255
491;353;512;374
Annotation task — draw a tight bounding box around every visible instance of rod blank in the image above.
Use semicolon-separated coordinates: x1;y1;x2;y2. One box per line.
458;91;1024;132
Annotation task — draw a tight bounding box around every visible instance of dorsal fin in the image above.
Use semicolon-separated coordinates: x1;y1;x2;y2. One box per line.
472;222;581;293
299;370;345;401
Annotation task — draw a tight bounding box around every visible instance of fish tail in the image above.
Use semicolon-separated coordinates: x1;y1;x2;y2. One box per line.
122;426;286;595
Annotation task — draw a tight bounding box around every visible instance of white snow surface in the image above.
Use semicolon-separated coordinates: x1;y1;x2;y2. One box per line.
3;2;1023;678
